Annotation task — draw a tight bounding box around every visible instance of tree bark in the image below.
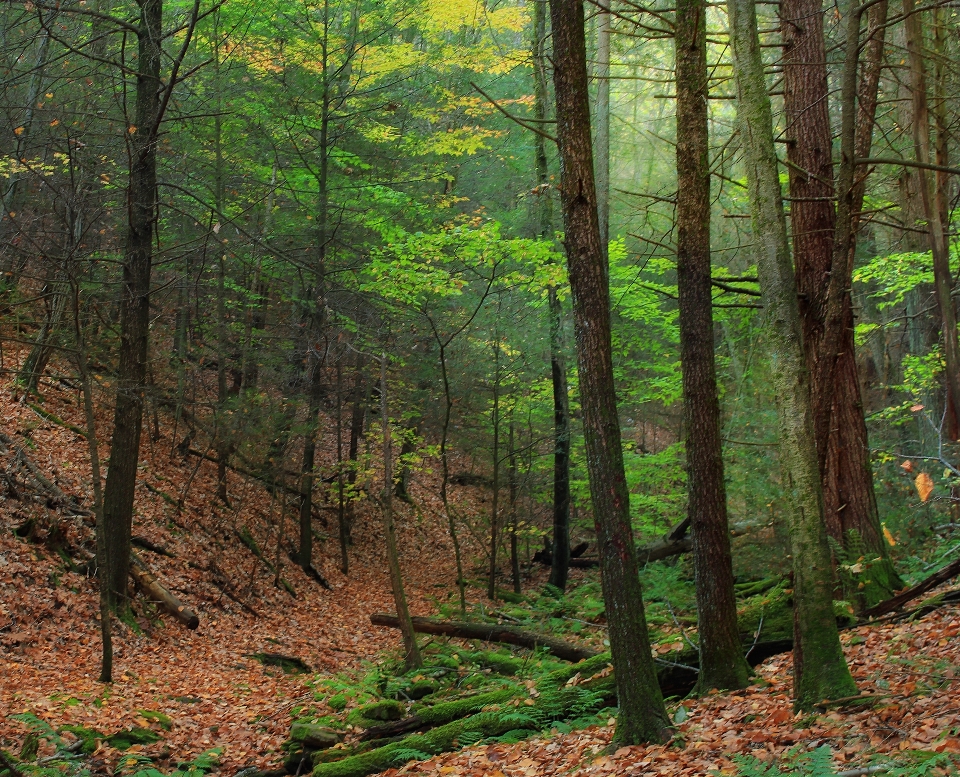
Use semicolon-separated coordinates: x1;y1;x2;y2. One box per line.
675;0;752;692
549;0;669;744
379;355;422;671
531;0;572;594
728;0;857;710
783;0;899;608
100;0;164;612
903;0;960;441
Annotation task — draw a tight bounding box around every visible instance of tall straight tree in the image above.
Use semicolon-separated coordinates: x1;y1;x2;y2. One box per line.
782;0;899;606
727;0;858;709
549;0;670;744
101;0;199;609
675;0;751;692
530;0;572;592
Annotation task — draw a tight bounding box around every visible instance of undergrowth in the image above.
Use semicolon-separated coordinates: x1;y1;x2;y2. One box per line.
730;744;959;777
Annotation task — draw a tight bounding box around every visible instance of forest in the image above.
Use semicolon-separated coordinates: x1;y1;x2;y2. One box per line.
0;0;959;774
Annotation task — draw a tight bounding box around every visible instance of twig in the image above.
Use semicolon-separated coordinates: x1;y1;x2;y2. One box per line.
744;615;764;662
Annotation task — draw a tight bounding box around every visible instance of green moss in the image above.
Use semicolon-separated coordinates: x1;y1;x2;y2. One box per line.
327;694;347;711
345;700;404;728
138;710;172;731
736;583;793;643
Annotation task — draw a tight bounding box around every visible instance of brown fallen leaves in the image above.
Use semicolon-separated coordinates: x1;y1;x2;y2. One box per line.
1;366;959;777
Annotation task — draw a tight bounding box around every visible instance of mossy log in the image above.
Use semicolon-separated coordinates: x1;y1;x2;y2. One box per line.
863;556;960;618
130;552;200;629
369;614;596;662
314;663;617;777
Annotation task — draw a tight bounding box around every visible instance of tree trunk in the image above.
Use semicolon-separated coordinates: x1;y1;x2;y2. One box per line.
531;0;572;594
100;0;164;612
904;0;960;441
728;0;857;710
71;281;112;682
594;1;610;250
549;0;669;744
487;337;501;601
380;355;422;671
783;0;899;609
675;0;751;693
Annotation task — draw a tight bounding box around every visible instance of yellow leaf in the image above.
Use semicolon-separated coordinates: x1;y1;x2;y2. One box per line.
14;126;24;135
128;125;137;134
882;524;896;547
49;119;59;127
915;472;934;502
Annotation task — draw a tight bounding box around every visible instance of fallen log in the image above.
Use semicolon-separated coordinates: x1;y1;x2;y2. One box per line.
863;556;960;619
370;614;596;662
534;518;761;568
129;552;200;629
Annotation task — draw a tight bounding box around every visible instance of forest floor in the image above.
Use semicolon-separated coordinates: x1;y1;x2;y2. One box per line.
1;370;959;777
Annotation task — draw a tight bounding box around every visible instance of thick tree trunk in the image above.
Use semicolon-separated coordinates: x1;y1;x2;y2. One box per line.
728;0;857;710
549;0;669;744
100;0;163;612
783;0;899;609
675;0;751;693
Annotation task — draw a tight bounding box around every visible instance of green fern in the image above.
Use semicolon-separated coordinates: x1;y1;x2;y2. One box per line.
456;731;484;747
733;745;835;776
389;748;432;766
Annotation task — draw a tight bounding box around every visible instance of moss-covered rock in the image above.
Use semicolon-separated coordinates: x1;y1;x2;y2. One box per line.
290;724;343;749
345;700;405;728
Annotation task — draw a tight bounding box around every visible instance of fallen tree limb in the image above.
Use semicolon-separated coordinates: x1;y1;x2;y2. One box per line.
370;614;597;662
130;552;200;629
534;518;761;568
863;556;960;619
132;535;176;558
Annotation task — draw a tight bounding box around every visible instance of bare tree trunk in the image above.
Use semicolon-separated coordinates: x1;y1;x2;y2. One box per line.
487;337;501;601
380;354;422;671
508;421;521;594
100;0;164;612
904;0;960;440
71;280;112;682
675;0;751;692
549;0;669;744
336;360;349;575
531;0;572;593
594;0;610;250
728;0;857;710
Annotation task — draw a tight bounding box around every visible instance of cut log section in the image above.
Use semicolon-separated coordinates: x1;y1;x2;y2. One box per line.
369;614;596;662
130;552;200;629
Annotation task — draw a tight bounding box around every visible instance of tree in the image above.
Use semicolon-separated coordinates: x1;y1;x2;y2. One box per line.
549;0;670;744
782;0;900;607
675;0;751;692
727;0;858;709
101;0;201;611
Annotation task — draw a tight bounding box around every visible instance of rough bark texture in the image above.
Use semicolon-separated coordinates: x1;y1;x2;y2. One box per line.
100;0;163;611
549;0;669;744
675;0;752;693
783;0;899;608
728;0;857;710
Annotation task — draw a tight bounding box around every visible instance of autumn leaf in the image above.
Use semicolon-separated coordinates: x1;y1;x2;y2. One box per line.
915;472;934;502
900;460;913;473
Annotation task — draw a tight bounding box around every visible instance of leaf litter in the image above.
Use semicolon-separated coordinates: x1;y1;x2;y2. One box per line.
0;372;958;776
